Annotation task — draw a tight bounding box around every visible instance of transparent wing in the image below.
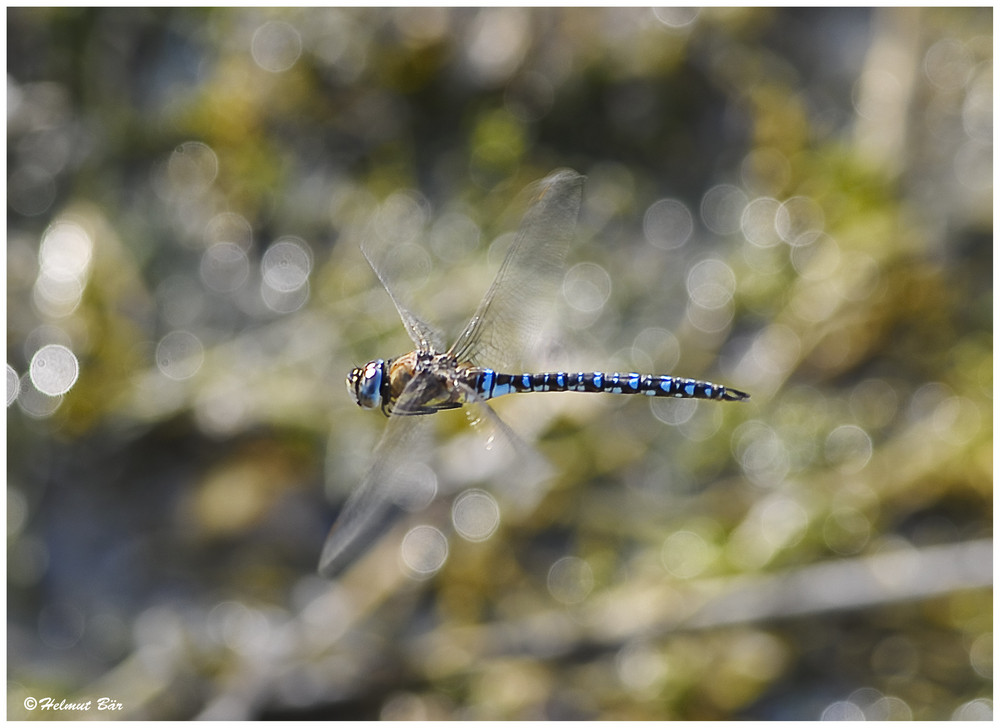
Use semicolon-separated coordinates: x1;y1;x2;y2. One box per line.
361;239;445;353
320;376;553;578
448;169;584;372
450;385;555;514
319;380;440;578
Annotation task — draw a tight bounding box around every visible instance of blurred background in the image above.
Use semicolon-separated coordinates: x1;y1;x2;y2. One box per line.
6;7;992;720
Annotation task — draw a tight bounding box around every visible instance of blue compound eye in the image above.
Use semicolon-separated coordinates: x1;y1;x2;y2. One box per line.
347;359;384;409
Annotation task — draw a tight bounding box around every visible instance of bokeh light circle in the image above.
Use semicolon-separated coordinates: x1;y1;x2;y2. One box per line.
700;184;748;235
7;364;21;406
262;237;312;293
400;525;449;579
644;198;693;250
391;462;438;513
563;262;612;313
251;21;303;73
29;344;79;396
156;331;205;381
201;243;250;293
547;556;594;604
451;489;500;542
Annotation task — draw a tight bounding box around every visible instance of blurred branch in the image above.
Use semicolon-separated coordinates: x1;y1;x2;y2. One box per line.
71;538;989;719
852;7;922;179
408;539;991;669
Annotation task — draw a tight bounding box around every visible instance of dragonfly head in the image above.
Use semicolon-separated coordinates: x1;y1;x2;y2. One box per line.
347;359;386;410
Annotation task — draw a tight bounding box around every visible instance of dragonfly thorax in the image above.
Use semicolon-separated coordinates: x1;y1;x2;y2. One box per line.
347;359;386;410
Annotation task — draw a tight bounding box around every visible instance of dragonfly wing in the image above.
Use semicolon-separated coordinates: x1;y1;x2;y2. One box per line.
319;375;443;578
448;169;584;373
361;238;446;353
447;384;555;516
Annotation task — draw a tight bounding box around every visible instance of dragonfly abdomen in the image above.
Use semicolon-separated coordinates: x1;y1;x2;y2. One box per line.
474;369;749;402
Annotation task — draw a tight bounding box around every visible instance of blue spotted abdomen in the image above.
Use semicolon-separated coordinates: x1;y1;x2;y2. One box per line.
472;369;749;403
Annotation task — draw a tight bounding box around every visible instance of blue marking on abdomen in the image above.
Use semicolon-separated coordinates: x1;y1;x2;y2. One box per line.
475;368;743;404
493;371;515;397
480;369;495;396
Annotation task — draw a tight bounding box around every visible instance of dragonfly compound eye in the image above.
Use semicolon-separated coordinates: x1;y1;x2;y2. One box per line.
348;359;385;409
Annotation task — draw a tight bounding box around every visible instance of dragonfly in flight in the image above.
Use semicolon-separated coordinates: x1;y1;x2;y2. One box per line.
321;169;748;577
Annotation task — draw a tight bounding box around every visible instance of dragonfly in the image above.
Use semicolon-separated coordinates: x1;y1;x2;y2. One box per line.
320;169;748;577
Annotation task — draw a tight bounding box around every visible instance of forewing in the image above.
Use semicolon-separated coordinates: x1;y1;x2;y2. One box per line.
448;169;584;372
360;238;445;353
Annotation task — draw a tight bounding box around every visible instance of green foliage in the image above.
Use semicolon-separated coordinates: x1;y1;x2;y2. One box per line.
7;7;991;721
